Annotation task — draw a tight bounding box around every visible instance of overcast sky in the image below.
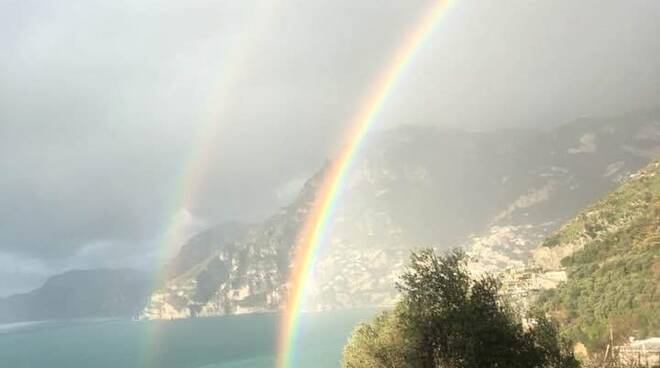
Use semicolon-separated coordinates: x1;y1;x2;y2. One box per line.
1;0;659;296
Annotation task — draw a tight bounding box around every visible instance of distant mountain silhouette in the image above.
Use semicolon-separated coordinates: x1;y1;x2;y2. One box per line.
0;268;151;323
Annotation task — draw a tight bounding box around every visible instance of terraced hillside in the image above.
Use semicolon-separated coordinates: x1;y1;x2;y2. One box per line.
536;160;660;351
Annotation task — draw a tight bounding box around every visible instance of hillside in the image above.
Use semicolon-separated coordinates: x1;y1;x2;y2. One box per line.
0;269;151;323
141;112;660;319
536;160;660;351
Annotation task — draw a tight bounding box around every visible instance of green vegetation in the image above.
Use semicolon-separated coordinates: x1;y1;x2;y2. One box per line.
538;160;660;352
342;249;578;368
342;161;660;366
542;160;660;249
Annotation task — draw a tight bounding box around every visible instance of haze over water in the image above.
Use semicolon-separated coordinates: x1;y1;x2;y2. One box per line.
0;309;378;368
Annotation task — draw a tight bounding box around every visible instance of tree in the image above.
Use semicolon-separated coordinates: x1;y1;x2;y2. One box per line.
342;308;413;368
342;248;579;368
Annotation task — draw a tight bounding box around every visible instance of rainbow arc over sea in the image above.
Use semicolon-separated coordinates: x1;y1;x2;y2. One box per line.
276;1;453;367
141;2;280;366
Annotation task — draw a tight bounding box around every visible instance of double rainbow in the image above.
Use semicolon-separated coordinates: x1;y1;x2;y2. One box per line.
276;1;452;367
142;2;281;367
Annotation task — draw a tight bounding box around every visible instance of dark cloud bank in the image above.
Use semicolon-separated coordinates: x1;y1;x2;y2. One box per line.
0;0;659;295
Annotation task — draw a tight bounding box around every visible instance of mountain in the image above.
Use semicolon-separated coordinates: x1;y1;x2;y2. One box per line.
141;110;660;320
535;159;660;351
0;269;152;323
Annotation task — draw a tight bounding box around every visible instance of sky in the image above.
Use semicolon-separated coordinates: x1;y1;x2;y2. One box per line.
1;0;659;296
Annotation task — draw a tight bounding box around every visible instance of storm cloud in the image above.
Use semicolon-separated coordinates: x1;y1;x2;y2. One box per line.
1;0;659;295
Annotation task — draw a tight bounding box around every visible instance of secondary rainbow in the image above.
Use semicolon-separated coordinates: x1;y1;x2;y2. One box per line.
276;1;453;367
157;0;282;268
141;2;281;367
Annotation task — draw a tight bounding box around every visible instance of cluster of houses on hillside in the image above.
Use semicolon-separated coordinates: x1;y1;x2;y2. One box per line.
497;267;659;367
615;337;660;367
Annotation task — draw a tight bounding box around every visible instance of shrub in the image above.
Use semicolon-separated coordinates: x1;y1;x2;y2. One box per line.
342;249;579;368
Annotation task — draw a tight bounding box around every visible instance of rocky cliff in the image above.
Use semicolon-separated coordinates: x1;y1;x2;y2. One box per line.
141;111;660;319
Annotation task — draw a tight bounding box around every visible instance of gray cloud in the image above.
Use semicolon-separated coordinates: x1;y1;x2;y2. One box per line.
0;0;658;295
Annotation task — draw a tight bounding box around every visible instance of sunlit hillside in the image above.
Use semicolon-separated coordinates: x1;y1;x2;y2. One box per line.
537;159;660;352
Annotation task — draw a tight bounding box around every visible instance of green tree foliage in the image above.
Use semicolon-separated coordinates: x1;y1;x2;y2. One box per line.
538;215;660;351
342;249;579;368
342;307;412;368
538;161;660;352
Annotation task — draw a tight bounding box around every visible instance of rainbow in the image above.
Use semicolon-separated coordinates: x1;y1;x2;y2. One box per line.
276;1;452;367
141;2;281;367
157;0;281;268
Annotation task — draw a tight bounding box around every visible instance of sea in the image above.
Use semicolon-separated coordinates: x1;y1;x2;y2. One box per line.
0;309;379;368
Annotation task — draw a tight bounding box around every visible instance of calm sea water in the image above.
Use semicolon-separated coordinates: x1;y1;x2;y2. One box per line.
0;309;379;368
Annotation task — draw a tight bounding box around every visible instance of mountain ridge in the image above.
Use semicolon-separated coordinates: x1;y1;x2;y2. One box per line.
0;268;151;323
140;111;660;319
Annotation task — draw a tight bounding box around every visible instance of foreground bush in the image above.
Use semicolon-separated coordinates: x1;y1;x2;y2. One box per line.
342;249;579;368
